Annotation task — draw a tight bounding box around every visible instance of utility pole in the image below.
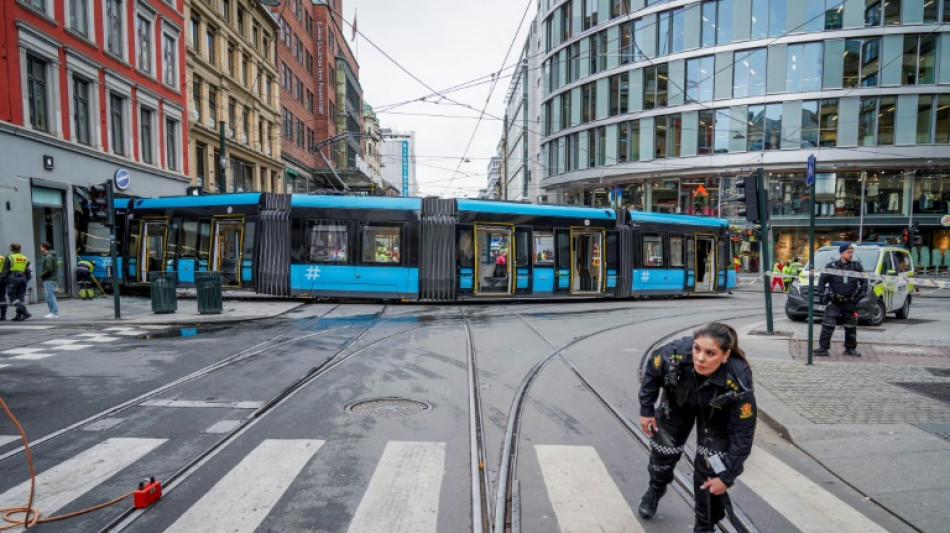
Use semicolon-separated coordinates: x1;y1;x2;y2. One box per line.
806;155;817;365
757;167;773;334
106;180;120;319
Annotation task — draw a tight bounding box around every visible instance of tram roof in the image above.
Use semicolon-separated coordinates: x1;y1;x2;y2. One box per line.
457;199;616;219
132;193;263;209
291;195;422;210
626;210;728;228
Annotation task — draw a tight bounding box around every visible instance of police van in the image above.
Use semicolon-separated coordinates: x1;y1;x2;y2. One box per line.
785;244;915;326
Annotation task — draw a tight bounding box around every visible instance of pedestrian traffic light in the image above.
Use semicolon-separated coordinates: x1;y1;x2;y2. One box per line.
735;174;761;224
911;224;922;246
89;185;108;221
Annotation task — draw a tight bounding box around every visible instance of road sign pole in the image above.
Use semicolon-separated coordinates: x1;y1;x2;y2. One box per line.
806;155;816;365
757;168;773;335
106;180;121;319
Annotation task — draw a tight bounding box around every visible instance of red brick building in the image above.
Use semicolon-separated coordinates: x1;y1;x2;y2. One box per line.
273;0;375;193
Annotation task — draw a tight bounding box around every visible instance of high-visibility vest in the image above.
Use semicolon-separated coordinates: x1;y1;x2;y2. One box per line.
78;260;94;271
7;253;28;272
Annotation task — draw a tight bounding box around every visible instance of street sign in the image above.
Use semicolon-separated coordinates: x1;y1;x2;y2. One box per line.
114;168;131;190
806;155;816;186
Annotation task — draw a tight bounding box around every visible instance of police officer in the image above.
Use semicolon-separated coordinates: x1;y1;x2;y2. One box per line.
0;252;8;320
815;243;868;357
1;243;32;321
638;323;757;533
76;259;95;299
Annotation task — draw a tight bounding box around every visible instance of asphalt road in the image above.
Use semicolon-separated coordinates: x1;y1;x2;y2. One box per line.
0;295;926;532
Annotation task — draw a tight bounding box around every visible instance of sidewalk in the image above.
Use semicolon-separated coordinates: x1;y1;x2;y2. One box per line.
739;317;950;533
2;292;306;327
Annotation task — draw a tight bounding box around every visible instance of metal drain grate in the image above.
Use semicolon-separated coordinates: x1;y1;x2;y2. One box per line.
346;398;431;417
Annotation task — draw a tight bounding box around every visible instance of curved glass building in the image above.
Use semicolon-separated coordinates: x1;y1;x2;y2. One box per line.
538;0;950;270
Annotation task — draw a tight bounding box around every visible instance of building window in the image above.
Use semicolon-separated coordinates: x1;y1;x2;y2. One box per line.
222;0;230;22
582;82;595;123
786;43;822;93
644;64;668;109
237;7;245;35
713;109;729;153
166;118;179;170
686;56;714;103
902;34;936;85
110;93;126;155
106;0;123;57
865;0;902;26
162;31;177;87
768;0;785;37
609;73;628;116
25;0;47;10
583;0;598;30
196;143;206;185
26;55;48;132
560;2;573;41
68;0;90;37
819;99;838;147
750;0;768;39
137;14;153;74
825;0;844;29
733;48;766;98
191;17;200;50
746;104;782;151
718;0;734;44
206;29;216;66
243;54;250;86
698;109;714;155
140;107;153;163
702;1;717;47
877;96;896;145
193;78;202;121
935;95;950;143
917;95;934;144
657;8;684;56
858;96;877;146
73;76;91;144
208;86;217;123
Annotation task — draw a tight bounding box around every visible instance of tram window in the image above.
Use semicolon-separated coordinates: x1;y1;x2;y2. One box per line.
644;234;664;267
243;221;256;260
362;225;401;264
555;232;571;269
670;236;684;267
166;220;181;262
308;220;348;262
180;221;199;258
197;221;211;262
458;228;474;268
534;232;555;266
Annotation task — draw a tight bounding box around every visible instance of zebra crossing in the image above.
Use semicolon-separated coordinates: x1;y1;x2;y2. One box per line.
0;438;883;532
0;327;148;362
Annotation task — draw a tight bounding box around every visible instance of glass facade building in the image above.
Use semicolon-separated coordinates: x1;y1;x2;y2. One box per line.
537;0;950;271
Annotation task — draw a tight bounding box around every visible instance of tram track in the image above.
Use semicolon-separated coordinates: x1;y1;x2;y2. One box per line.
488;304;763;533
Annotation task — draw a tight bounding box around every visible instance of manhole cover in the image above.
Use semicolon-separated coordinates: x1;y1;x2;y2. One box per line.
346;398;431;417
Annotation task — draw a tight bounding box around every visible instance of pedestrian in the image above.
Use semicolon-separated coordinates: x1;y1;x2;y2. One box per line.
40;241;59;318
814;243;867;357
0;252;8;320
76;259;95;299
782;256;803;293
1;243;32;321
770;260;785;292
637;322;756;533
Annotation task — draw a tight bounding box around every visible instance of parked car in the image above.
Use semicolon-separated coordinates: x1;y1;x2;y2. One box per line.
785;244;915;326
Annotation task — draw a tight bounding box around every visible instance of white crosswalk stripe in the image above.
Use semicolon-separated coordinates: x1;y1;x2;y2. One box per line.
536;445;644;533
0;436;19;447
75;334;120;342
0;364;8;371
102;327;148;336
0;438;166;531
741;445;888;533
347;441;447;533
164;439;324;533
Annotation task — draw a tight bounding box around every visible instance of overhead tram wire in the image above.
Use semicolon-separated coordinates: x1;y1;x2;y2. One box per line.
441;0;536;196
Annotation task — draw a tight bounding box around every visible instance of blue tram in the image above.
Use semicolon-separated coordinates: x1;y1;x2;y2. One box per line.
102;192;735;300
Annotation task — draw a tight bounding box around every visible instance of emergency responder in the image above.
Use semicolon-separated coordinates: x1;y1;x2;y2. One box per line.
638;322;756;532
815;243;867;357
782;256;804;293
1;243;32;321
76;259;95;299
770;260;785;292
0;252;7;320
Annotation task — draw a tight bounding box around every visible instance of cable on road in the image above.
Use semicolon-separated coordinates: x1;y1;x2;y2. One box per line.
0;397;134;530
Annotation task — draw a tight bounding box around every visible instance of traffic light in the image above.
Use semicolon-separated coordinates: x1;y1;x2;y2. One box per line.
735;174;761;224
911;224;922;246
902;228;910;246
89;185;108;221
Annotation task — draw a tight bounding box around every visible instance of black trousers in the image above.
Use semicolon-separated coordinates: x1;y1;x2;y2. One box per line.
819;301;857;350
6;275;28;316
646;400;727;529
0;279;7;318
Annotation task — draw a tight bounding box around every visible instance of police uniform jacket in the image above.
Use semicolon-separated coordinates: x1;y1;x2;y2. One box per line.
817;259;868;300
639;336;757;486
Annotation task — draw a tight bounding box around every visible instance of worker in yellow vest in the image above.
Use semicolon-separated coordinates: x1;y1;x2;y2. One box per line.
0;253;7;320
1;243;32;321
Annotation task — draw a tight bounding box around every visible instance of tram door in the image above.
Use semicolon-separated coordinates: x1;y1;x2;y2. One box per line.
136;219;169;283
572;230;604;294
475;225;513;295
694;235;716;292
212;218;244;286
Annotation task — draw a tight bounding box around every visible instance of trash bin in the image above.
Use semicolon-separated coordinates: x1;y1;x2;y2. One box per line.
195;271;223;314
149;272;177;314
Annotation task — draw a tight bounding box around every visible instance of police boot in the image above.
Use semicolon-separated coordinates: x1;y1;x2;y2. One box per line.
638;486;666;519
844;348;862;357
11;311;25;322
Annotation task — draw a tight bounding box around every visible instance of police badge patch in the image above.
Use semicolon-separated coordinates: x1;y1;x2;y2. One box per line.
739;403;754;419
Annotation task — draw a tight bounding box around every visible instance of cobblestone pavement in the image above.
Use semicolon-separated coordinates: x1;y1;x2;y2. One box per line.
789;339;950;365
751;358;950;424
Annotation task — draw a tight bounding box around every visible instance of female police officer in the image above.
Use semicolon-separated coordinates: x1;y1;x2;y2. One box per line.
637;322;756;532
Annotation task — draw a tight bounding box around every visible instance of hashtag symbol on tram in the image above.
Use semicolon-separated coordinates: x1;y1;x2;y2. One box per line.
306;265;321;280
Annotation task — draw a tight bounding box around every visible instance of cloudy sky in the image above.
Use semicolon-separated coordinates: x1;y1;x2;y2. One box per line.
342;0;538;197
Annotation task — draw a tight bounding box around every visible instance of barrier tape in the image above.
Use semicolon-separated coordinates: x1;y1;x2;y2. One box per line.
759;268;950;289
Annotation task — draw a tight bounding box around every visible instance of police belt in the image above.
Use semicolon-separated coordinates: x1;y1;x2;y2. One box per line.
764;268;950;289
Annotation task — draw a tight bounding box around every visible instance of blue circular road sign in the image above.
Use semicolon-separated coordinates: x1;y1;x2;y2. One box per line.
114;168;131;190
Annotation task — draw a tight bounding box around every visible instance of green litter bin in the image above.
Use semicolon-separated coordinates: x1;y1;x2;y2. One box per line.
149;272;177;314
195;271;223;314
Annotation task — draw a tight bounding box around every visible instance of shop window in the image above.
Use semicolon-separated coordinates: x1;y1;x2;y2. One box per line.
361;225;401;264
644;235;664;267
307;221;348;262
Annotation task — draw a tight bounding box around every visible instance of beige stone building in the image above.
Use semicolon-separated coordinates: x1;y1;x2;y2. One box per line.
186;0;281;193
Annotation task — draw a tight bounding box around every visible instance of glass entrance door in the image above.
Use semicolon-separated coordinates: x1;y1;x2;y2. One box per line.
572;230;604;294
212;218;244;286
32;193;69;298
695;235;716;292
475;225;512;295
